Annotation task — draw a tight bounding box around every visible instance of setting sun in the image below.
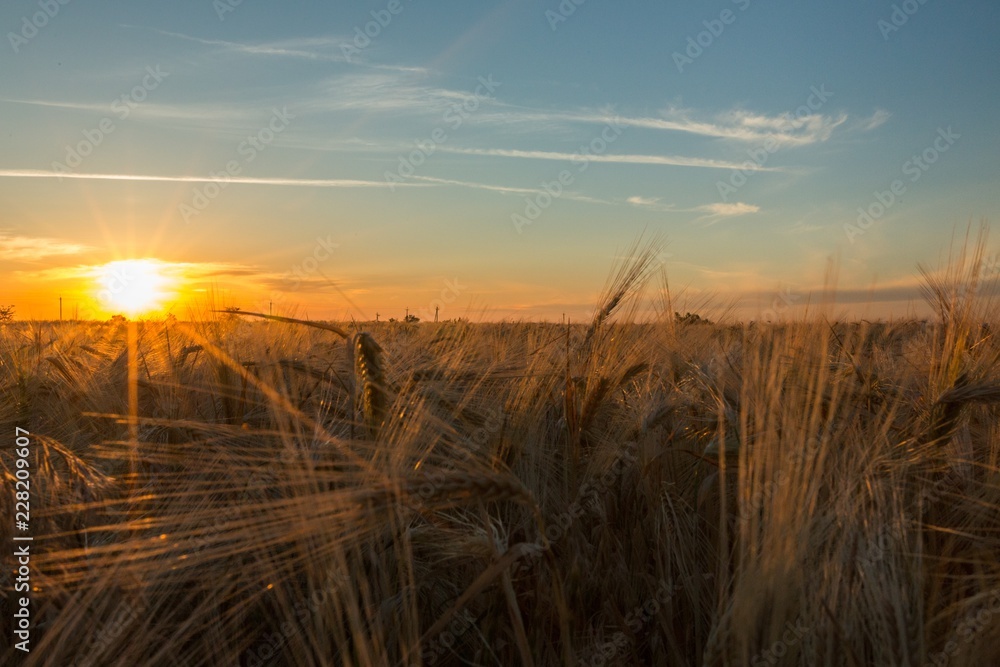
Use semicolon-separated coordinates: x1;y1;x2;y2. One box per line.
94;259;175;316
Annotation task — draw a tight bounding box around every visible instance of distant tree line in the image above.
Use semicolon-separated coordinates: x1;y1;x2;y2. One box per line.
675;311;712;325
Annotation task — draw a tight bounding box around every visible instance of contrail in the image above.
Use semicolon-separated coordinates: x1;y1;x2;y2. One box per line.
0;169;425;188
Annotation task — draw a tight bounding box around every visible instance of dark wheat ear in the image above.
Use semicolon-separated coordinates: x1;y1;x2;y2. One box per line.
351;331;387;438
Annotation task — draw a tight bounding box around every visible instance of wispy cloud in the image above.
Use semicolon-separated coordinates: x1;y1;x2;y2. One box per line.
0;169;614;205
697;202;760;217
0;99;110;113
153;29;348;60
0;169;423;189
860;109;892;131
436;147;782;171
150;28;427;74
0;97;261;124
410;175;615;205
627;196;664;207
474;105;850;146
659;107;848;146
301;72;494;116
694;201;761;225
626;196;760;219
624;196;684;213
266;71;850;149
0;234;91;261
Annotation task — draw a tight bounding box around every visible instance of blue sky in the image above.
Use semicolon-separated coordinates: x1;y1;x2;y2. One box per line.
2;0;998;320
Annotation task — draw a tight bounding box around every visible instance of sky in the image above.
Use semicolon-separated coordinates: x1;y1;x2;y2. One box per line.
1;0;999;322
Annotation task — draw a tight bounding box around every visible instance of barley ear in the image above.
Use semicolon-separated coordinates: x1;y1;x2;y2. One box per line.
352;332;387;438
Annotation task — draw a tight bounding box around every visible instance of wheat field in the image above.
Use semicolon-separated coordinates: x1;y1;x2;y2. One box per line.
3;238;1000;666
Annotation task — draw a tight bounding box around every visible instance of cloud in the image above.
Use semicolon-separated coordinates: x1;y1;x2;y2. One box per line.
860;109;892;131
625;196;685;213
1;97;262;125
0;234;91;261
476;105;850;147
409;175;615;205
0;169;422;189
301;72;496;117
708;108;849;146
694;202;761;224
0;169;611;207
150;29;427;74
626;197;760;218
153;30;349;61
696;202;760;217
436;147;782;171
273;72;848;151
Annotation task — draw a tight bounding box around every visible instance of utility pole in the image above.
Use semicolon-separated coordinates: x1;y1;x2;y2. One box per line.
405;307;409;321
435;305;439;323
376;312;379;322
269;300;272;316
59;296;62;321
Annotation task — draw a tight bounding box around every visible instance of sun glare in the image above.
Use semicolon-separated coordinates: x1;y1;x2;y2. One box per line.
95;259;175;316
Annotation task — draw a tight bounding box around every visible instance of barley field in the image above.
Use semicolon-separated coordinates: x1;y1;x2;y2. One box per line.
3;242;1000;666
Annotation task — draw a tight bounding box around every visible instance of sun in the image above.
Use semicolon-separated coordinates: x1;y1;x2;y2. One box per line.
95;259;175;316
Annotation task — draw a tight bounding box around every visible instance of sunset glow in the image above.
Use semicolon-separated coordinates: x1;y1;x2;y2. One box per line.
94;260;176;317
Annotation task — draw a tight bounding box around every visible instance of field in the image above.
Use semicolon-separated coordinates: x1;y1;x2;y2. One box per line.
3;246;1000;666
